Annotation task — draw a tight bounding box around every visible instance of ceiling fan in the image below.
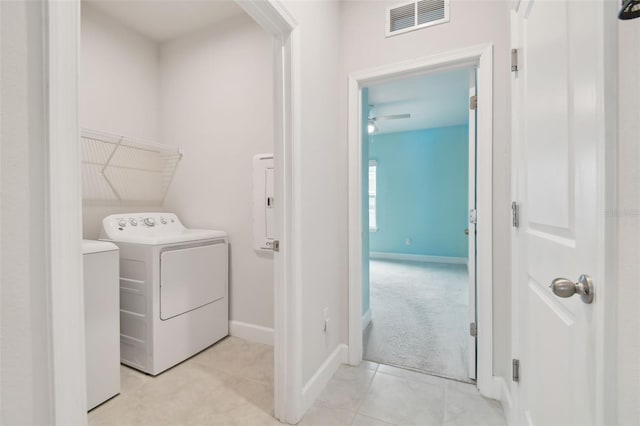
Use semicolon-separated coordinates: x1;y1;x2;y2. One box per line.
367;105;411;134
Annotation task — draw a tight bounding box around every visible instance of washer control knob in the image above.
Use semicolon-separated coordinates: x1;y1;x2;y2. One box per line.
129;218;138;226
144;217;156;227
160;217;167;224
118;219;126;227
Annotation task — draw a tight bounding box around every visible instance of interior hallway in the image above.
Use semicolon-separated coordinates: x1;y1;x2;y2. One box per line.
364;259;469;381
90;336;505;426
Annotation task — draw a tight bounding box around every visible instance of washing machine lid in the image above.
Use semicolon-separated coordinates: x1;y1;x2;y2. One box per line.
99;213;227;245
82;240;119;254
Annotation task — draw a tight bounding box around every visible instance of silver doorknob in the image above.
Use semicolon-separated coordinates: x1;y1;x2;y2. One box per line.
549;274;594;304
464;228;469;235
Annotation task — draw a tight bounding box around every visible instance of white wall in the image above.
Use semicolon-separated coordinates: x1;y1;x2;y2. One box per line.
160;14;274;329
281;1;346;384
339;0;512;384
83;204;167;240
81;3;160;140
0;1;53;424
617;19;640;426
81;3;163;239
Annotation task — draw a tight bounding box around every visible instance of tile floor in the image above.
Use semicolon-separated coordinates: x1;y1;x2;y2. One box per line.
89;337;278;426
89;336;506;426
302;361;506;426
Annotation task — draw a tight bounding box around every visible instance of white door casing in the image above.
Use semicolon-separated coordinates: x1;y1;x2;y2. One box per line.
468;72;477;381
348;44;495;398
511;0;614;424
231;3;303;423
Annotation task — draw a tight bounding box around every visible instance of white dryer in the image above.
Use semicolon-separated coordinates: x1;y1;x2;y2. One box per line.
100;213;228;376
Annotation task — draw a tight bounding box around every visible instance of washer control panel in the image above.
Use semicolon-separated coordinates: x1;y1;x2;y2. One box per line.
102;213;183;235
100;212;227;244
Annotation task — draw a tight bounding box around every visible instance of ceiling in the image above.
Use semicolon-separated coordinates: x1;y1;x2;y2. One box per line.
367;68;472;135
84;0;246;42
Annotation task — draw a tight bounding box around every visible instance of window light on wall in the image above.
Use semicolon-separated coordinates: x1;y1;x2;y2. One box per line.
369;160;377;231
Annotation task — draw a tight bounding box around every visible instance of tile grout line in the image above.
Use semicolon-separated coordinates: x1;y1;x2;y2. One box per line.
354;413;398;426
349;364;381;425
443;380;449;426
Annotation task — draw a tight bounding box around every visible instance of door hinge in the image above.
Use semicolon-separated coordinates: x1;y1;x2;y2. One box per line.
469;209;477;225
272;240;280;252
511;48;519;72
470;322;477;337
511;202;520;228
469;95;478;110
512;358;520;382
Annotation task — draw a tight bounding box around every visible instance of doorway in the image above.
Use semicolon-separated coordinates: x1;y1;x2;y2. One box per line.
80;1;276;422
347;44;496;396
44;0;303;423
361;68;476;382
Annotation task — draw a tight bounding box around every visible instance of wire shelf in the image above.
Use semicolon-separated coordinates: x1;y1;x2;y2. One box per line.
81;128;183;204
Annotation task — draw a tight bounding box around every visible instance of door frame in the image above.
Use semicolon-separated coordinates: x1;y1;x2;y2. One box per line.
347;44;496;397
45;0;304;424
468;77;478;381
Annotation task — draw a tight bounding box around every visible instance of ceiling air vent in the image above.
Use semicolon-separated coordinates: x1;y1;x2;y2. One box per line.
386;0;449;37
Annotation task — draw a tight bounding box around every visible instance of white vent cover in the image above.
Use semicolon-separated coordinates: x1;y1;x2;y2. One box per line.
386;0;449;37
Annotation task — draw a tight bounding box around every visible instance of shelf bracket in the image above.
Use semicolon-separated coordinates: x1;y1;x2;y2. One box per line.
100;135;123;201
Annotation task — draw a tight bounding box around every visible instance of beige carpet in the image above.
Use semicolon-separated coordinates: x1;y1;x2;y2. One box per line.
363;259;471;382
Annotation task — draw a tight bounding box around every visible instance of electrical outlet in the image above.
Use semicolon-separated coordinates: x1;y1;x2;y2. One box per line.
323;307;330;333
405;238;412;246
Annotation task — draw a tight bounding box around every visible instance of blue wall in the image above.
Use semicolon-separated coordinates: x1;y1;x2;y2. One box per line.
369;125;469;259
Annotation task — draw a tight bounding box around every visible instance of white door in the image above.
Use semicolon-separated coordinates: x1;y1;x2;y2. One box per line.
468;70;477;381
512;0;605;424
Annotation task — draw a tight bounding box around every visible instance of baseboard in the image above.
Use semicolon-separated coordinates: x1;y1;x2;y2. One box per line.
301;343;348;412
492;376;513;425
362;309;372;331
369;252;467;264
228;320;274;346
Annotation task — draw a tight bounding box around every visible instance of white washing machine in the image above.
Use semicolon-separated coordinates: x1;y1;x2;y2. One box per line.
83;240;120;410
100;213;228;376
